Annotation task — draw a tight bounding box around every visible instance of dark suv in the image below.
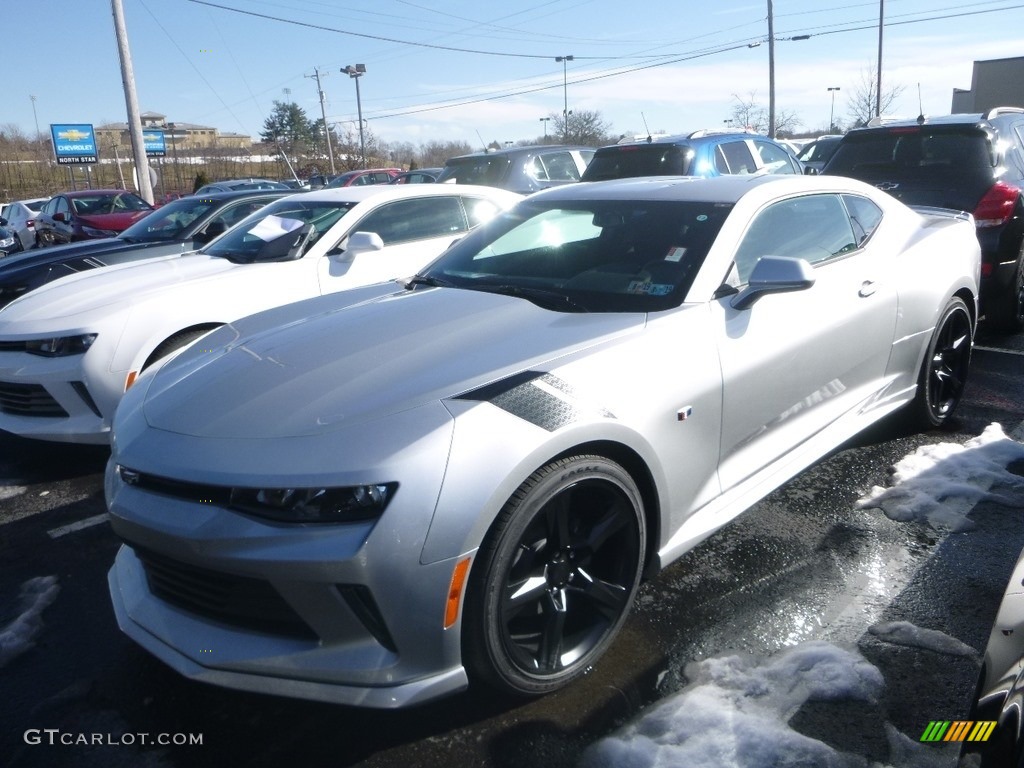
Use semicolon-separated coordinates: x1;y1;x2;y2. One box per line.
581;131;802;182
822;108;1024;332
436;145;595;194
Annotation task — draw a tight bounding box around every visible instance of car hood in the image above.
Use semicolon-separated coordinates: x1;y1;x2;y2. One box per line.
0;238;151;278
0;253;239;326
77;211;151;231
142;287;644;439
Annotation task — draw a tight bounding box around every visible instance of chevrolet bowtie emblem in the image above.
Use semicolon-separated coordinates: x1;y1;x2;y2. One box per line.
875;181;900;191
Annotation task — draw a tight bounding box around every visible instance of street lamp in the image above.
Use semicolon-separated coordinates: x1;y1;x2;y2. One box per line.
827;87;841;133
539;116;551;139
555;55;573;141
341;64;367;168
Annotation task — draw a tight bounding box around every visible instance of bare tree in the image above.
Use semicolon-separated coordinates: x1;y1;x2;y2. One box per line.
553;109;612;145
416;140;474;167
728;93;802;136
846;66;906;128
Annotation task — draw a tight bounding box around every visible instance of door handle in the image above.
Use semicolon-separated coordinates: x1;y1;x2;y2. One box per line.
859;280;878;297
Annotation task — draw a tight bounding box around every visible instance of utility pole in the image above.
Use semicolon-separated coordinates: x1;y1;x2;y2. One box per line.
306;67;336;176
767;0;776;138
876;0;884;118
110;0;154;204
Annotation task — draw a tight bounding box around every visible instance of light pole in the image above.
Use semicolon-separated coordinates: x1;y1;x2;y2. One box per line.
341;64;366;168
828;87;841;133
29;95;40;139
555;55;573;142
539;117;551;139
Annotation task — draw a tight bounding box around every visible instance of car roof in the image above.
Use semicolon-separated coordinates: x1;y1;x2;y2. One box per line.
447;145;593;161
62;189;142;198
280;183;520;204
605;131;771;149
533;174;873;204
187;189;293;201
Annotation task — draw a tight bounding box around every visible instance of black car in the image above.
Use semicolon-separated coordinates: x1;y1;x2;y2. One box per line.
0;220;20;257
822;108;1024;332
436;145;595;194
0;189;291;308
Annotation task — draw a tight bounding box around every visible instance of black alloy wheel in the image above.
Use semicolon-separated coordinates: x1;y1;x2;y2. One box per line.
464;455;646;697
911;296;973;428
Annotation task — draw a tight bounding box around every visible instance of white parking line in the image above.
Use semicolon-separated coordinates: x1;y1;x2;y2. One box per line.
46;513;109;539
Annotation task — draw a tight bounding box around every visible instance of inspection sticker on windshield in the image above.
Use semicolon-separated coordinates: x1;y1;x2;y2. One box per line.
248;215;304;242
627;280;673;296
665;246;687;262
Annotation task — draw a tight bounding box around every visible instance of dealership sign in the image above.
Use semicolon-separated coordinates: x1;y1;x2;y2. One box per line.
143;130;166;157
50;124;98;165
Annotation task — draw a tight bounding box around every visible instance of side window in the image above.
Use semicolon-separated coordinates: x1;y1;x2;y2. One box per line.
55;198;71;216
754;141;798;174
527;156;550;181
41;199;57;215
733;195;857;283
544;152;582;181
841;195;883;246
355;197;467;245
462;197;503;228
209;200;266;231
716;141;757;175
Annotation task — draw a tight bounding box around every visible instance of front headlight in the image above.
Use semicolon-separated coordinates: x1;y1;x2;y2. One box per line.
82;225;117;238
229;483;398;523
25;334;98;357
0;235;16;250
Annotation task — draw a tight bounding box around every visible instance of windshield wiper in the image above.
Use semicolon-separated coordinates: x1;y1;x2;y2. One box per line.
469;284;588;312
402;274;457;289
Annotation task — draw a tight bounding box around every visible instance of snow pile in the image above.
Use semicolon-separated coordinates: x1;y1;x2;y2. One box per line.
856;423;1024;529
868;621;977;658
580;641;885;768
0;575;60;668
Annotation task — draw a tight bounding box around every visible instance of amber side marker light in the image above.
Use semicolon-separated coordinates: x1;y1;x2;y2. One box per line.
124;370;139;391
445;557;472;629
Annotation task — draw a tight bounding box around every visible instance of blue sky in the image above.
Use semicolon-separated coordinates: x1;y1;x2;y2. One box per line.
7;0;1023;149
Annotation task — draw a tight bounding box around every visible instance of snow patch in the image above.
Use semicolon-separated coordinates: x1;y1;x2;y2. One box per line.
867;621;977;658
0;484;27;500
0;575;60;668
580;641;884;768
856;423;1024;529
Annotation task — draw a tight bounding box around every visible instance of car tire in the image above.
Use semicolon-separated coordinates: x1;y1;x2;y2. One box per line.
463;454;646;697
143;327;218;370
989;247;1024;334
908;296;972;429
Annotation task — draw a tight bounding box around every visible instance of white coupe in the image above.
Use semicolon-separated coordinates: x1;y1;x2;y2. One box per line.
0;185;520;443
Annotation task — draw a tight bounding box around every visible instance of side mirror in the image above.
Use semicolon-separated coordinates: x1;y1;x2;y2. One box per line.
803;166;819;176
335;231;384;260
0;217;7;226
53;212;67;223
730;256;815;310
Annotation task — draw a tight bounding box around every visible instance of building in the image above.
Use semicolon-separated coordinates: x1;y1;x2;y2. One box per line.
951;57;1024;113
95;112;251;152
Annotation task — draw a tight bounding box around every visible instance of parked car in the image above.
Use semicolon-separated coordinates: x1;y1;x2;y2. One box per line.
3;197;50;250
390;168;442;184
0;220;19;256
796;135;843;174
436;145;595;194
822;108;1024;332
33;190;155;247
581;131;802;182
105;174;979;708
0;189;292;309
962;544;1024;766
324;168;402;188
193;179;291;195
0;184;521;444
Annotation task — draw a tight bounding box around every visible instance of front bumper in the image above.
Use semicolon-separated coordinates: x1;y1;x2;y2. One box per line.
0;350;112;443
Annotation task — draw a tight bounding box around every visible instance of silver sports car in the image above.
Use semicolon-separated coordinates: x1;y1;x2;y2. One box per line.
107;175;980;708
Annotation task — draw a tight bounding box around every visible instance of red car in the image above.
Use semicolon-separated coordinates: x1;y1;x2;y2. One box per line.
323;168;401;188
33;190;155;247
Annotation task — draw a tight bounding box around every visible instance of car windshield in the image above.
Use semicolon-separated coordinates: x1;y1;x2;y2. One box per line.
436;156;513;186
118;197;220;242
582;145;693;181
203;199;355;263
420;198;732;313
71;193;152;215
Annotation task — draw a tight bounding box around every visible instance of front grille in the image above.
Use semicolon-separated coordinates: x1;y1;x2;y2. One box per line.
133;547;316;639
0;382;68;417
